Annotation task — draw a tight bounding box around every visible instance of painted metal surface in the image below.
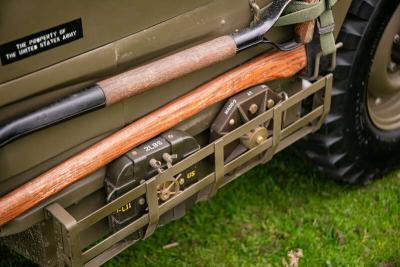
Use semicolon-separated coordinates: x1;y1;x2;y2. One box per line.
0;0;212;83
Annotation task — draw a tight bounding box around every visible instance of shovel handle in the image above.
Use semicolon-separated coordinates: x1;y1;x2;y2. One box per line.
99;36;238;105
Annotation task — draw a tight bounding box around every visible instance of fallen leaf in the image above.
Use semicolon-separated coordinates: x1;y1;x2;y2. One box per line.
284;248;303;267
163;242;179;249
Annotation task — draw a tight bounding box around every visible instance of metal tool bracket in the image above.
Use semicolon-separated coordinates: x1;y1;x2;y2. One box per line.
247;0;339;55
302;42;342;81
45;74;333;267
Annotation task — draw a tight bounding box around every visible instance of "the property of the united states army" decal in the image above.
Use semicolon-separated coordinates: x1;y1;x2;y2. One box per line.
0;18;83;65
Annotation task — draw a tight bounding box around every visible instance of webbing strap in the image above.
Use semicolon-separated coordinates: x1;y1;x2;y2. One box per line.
273;0;337;55
318;1;336;55
275;1;327;25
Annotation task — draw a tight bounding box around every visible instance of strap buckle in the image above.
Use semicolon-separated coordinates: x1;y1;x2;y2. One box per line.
317;20;335;35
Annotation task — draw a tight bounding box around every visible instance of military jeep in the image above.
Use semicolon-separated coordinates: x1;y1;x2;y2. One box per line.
0;0;399;266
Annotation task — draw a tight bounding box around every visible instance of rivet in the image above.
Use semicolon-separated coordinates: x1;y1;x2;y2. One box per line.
229;118;235;125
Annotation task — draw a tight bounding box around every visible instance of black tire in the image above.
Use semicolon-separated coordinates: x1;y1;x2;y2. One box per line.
300;0;400;184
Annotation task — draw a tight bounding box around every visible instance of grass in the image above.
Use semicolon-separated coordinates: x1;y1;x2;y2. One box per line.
1;149;399;266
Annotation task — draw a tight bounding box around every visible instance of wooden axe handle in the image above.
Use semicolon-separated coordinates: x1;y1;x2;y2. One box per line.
0;46;307;227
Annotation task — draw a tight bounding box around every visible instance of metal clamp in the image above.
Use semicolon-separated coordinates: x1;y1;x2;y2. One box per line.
303;42;343;81
232;0;296;52
143;178;160;239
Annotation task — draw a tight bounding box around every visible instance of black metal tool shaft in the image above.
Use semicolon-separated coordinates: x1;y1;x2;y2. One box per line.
232;0;293;51
0;86;105;147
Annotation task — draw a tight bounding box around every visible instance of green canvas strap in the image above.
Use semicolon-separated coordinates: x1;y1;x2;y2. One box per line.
273;0;337;55
317;0;336;55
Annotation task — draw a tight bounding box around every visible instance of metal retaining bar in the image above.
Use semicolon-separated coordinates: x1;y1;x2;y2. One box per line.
46;74;333;267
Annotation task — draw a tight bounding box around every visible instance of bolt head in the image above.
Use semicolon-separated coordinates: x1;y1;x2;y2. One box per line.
138;198;146;205
179;178;185;185
249;103;259;114
267;99;275;109
229;118;235;125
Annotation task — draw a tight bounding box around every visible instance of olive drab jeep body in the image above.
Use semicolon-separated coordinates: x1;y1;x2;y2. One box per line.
1;0;400;266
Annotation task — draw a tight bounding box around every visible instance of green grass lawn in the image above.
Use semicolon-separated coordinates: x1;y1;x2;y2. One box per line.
1;150;399;266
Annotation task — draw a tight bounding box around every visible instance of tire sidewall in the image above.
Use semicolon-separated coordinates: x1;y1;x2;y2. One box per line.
343;0;400;167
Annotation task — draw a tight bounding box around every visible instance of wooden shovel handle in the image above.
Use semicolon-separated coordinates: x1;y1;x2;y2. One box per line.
99;36;238;105
0;46;306;227
294;0;318;44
